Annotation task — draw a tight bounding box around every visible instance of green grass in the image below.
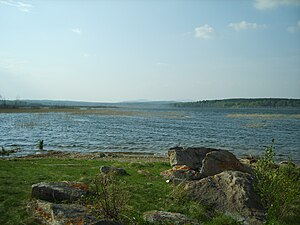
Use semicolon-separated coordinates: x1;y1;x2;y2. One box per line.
0;158;171;225
0;157;243;225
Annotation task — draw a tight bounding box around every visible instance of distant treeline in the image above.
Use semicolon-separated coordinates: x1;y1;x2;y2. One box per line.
0;99;114;109
172;98;300;108
0;100;38;108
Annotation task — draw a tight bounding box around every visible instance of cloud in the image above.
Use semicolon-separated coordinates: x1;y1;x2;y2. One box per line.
195;24;215;39
0;0;33;12
287;20;300;33
254;0;300;10
229;21;267;31
0;56;29;75
287;26;297;33
71;28;82;35
156;62;168;67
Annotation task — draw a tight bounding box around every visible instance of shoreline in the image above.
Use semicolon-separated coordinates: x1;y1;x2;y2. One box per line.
1;150;169;162
2;149;299;166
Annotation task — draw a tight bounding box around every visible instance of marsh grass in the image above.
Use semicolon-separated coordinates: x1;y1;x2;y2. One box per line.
226;113;300;119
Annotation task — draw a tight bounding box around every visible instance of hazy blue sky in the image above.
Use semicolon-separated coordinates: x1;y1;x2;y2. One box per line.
0;0;299;102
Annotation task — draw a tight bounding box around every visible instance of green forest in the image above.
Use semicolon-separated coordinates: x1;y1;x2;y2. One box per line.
172;98;300;108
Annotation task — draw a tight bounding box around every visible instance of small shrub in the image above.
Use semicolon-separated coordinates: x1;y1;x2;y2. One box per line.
87;172;129;221
254;140;300;224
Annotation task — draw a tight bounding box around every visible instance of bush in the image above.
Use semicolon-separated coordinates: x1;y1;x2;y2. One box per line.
254;140;300;224
87;172;129;221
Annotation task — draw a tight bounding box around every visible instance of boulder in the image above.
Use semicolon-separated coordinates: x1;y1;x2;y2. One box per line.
168;147;213;169
201;150;248;177
160;165;202;181
29;200;99;225
100;166;128;175
143;210;199;225
184;171;265;225
31;182;88;203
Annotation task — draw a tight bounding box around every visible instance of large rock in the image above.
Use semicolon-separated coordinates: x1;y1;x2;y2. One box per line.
168;147;248;179
184;171;265;225
29;200;123;225
31;182;88;203
29;200;99;225
143;210;199;225
201;150;248;177
168;147;213;169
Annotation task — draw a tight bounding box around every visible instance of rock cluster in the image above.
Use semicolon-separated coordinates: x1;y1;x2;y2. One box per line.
29;167;128;225
161;147;265;225
167;146;250;180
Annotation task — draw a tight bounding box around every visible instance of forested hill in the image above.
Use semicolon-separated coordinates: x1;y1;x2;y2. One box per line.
172;98;300;108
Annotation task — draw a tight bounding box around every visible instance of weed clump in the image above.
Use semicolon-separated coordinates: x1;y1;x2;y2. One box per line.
86;172;129;222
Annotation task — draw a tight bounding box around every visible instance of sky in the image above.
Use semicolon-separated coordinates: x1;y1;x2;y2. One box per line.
0;0;300;102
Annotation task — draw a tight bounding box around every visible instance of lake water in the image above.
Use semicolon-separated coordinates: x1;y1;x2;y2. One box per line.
0;106;300;162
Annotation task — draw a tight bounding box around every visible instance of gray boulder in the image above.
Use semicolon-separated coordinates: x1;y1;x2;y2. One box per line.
29;200;124;225
29;200;99;225
31;182;88;203
100;166;128;175
184;171;265;225
168;147;213;169
143;210;199;225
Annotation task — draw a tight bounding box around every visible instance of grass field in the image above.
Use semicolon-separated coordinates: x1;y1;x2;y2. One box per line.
0;156;243;225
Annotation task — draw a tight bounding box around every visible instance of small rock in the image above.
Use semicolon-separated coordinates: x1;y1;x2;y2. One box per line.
143;210;199;225
137;170;150;176
31;182;88;203
99;153;106;158
100;166;128;175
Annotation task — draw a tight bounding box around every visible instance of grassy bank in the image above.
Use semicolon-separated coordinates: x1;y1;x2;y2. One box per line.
1;151;299;225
